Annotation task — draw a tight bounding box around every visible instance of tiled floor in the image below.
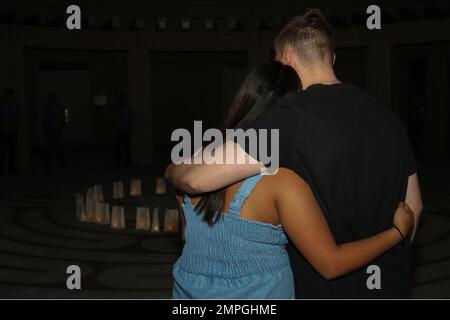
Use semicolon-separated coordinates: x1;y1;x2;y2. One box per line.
0;166;182;298
0;162;448;298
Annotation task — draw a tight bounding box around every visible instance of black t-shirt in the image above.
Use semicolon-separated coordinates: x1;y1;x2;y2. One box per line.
249;83;417;298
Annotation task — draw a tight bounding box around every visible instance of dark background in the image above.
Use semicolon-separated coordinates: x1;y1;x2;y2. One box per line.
0;0;449;169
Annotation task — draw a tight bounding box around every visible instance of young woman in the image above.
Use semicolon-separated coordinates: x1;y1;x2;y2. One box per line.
171;62;414;299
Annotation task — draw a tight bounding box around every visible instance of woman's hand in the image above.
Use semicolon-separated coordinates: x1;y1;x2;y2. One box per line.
393;202;415;239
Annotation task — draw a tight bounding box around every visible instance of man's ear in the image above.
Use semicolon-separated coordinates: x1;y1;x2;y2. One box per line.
284;51;293;65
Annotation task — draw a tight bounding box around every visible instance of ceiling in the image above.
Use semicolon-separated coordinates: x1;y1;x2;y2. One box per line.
0;0;448;30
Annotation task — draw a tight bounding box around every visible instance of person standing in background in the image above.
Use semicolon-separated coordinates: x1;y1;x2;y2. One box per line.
0;89;20;175
112;94;133;168
42;93;66;171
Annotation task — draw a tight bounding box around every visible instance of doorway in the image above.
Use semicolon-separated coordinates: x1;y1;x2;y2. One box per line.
38;64;91;145
392;42;449;163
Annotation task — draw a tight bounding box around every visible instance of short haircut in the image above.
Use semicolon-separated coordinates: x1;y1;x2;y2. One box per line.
274;8;335;65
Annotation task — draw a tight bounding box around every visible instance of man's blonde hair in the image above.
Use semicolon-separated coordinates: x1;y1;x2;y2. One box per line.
274;8;335;65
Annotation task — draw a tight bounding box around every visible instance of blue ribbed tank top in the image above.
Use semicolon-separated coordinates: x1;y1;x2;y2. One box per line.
175;174;291;279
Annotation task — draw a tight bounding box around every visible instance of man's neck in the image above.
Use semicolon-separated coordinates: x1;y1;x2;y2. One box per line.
296;67;341;90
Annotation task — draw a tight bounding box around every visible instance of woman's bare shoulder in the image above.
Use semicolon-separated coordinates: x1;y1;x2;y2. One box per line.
262;168;309;194
263;168;305;183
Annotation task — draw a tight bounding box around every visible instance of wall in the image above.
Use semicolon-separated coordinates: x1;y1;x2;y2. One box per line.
0;17;449;168
24;49;127;148
334;47;368;90
392;42;450;162
150;51;247;146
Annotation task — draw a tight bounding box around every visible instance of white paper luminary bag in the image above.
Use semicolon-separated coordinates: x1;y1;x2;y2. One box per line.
130;179;142;197
151;208;160;232
111;206;126;229
164;209;180;232
85;187;96;222
113;181;124;199
94;185;104;202
75;194;86;222
94;202;105;224
102;203;111;225
136;207;151;231
155;178;167;195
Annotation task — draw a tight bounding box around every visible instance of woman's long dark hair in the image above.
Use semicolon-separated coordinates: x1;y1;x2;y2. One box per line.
196;61;300;226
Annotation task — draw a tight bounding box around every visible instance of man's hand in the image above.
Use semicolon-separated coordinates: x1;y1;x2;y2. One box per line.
405;173;423;241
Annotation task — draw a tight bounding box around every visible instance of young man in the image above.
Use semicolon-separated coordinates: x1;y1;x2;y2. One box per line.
166;9;422;298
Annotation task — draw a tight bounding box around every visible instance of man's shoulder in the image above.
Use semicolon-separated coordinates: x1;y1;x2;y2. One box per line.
248;96;301;131
348;85;403;125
